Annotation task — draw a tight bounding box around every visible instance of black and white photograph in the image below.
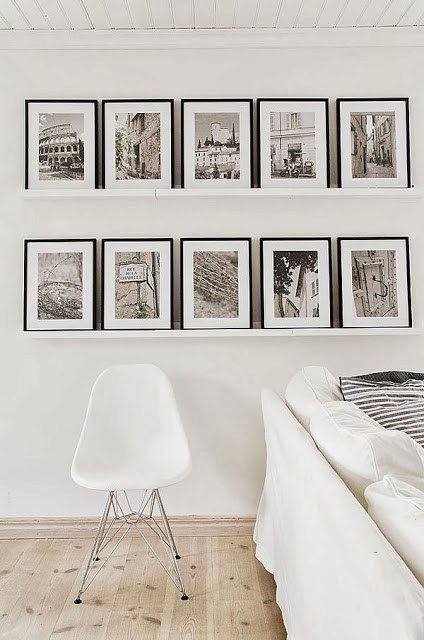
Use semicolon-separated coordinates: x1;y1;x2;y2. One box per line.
182;100;253;189
337;99;410;188
25;101;97;190
261;238;332;328
24;239;96;331
102;100;173;189
258;99;329;188
338;237;411;328
181;238;252;329
102;239;173;329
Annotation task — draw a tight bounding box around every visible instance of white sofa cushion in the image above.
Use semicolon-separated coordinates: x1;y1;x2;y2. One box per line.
365;475;424;586
309;401;424;507
285;366;342;431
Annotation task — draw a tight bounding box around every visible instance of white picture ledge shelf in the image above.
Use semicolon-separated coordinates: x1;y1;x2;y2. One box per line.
24;328;423;339
21;188;420;200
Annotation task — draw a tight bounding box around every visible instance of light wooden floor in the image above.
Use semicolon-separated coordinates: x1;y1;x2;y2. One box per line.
0;534;286;639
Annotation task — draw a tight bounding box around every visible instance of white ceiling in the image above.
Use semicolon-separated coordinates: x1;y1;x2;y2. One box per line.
0;0;423;31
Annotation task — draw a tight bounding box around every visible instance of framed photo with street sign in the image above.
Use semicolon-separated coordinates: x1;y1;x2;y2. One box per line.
102;238;173;330
336;98;411;188
338;237;412;328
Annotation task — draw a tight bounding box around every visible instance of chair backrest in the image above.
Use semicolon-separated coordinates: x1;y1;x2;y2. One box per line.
72;365;191;489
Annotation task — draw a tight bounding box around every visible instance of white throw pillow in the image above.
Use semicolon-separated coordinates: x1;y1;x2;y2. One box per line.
365;475;424;586
285;366;342;431
309;402;424;507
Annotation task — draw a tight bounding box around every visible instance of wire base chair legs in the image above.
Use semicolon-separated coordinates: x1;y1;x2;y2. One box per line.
74;489;188;604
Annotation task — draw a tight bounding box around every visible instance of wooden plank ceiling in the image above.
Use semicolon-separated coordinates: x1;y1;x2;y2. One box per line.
0;0;423;30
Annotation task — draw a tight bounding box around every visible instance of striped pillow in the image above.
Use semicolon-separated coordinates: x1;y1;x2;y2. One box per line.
340;372;424;447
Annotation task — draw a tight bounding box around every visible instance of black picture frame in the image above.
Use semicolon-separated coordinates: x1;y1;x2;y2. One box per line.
260;237;333;329
257;98;330;188
25;99;98;190
180;99;254;188
101;238;174;330
101;99;175;189
337;236;412;328
23;238;97;331
180;237;253;329
336;97;411;188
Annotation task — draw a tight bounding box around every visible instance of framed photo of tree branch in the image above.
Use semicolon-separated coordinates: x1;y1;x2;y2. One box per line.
260;238;332;329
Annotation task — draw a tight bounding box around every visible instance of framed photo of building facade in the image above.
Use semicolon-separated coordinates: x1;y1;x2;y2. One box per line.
102;100;174;189
258;99;330;188
260;238;332;328
337;98;411;188
181;238;252;329
338;237;412;328
24;239;96;331
25;100;97;190
102;239;173;330
181;99;253;189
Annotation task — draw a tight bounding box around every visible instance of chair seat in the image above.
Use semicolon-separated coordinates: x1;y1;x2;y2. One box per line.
71;465;191;491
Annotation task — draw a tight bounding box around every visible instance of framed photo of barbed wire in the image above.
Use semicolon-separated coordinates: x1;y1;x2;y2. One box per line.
337;237;412;328
25;100;97;190
102;100;174;189
258;99;330;188
260;238;332;329
102;239;173;330
337;98;411;188
181;99;253;189
24;239;96;331
181;238;252;329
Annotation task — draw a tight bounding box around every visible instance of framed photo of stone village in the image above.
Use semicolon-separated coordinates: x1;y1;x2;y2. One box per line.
337;98;411;188
257;99;330;188
25;100;97;190
181;99;253;189
102;239;173;330
102;100;174;189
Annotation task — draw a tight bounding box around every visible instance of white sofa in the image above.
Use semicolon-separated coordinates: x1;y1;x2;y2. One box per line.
254;367;424;640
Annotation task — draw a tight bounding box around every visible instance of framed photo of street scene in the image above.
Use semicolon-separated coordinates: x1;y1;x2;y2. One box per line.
260;238;332;328
337;98;411;188
338;237;412;328
24;239;96;331
181;99;253;189
102;100;174;189
181;238;252;329
102;239;173;330
258;99;330;188
25;100;97;190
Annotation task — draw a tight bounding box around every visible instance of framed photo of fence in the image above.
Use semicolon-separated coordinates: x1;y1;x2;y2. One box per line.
102;238;173;330
180;238;252;329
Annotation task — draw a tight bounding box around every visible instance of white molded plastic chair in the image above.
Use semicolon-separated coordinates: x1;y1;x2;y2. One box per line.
71;365;192;604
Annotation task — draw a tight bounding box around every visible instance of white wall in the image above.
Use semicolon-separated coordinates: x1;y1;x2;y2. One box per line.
0;42;422;517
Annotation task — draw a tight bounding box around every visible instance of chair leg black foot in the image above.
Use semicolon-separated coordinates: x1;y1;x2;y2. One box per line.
181;594;189;601
175;554;181;560
74;598;82;605
95;556;100;561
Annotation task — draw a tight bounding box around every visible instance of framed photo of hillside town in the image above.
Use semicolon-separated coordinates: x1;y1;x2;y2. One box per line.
181;238;252;329
25;100;97;190
337;98;411;188
181;99;253;189
260;238;332;328
102;100;174;189
338;237;412;328
24;239;96;331
257;99;330;188
102;238;173;330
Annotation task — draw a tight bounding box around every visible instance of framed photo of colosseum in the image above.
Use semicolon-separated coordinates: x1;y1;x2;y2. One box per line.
260;238;332;329
24;239;96;331
257;99;330;188
181;238;252;329
181;99;253;189
102;238;173;330
337;98;411;188
338;237;412;328
25;100;97;190
102;100;174;189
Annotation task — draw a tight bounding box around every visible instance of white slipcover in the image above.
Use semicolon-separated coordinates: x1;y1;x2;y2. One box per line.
254;389;424;640
285;366;342;431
